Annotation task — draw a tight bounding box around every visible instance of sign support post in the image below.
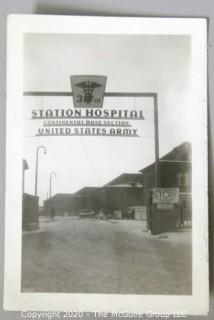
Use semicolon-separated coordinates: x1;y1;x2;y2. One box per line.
154;93;159;187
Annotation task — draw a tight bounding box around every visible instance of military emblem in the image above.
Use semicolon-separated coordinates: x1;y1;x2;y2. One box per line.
70;75;107;108
75;81;102;104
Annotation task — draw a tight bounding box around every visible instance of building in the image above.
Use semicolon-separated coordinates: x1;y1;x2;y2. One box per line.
43;188;102;217
42;142;191;227
22;159;39;230
23;193;39;230
101;173;145;219
106;173;144;187
140;142;192;226
74;187;102;214
43;174;145;219
43;193;84;216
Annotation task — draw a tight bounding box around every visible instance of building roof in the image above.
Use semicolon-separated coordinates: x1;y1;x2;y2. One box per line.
44;193;84;204
105;173;144;187
48;193;73;201
140;142;191;173
74;187;101;195
103;184;143;188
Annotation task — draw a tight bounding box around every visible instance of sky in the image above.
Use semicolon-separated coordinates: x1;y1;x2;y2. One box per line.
23;34;192;204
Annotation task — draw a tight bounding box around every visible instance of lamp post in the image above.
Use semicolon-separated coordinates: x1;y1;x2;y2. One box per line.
49;172;56;199
35;146;47;197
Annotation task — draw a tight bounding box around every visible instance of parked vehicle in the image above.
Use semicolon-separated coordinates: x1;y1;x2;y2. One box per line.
93;211;107;220
79;209;95;219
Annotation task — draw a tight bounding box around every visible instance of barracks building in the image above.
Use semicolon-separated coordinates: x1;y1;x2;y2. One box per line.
140;142;192;226
43;142;192;226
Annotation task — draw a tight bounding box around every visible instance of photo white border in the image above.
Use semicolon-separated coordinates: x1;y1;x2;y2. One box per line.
4;15;209;315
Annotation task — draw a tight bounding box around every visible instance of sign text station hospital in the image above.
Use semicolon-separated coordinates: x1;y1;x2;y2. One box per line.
31;108;145;119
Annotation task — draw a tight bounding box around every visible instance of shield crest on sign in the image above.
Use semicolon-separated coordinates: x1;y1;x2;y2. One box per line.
70;75;107;108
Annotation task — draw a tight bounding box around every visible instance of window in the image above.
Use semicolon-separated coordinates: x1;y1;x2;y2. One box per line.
178;174;189;186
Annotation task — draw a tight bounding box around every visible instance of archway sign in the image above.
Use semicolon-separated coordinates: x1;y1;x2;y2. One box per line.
24;76;159;187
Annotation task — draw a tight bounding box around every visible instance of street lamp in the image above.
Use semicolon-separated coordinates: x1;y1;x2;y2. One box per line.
35;146;47;196
49;172;57;199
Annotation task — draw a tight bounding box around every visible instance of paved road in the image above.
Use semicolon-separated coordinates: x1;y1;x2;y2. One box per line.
22;218;191;294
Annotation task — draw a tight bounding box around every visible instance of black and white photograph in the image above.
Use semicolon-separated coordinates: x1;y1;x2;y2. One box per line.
4;15;208;314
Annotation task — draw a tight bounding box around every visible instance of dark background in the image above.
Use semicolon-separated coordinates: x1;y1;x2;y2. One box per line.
0;0;213;319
